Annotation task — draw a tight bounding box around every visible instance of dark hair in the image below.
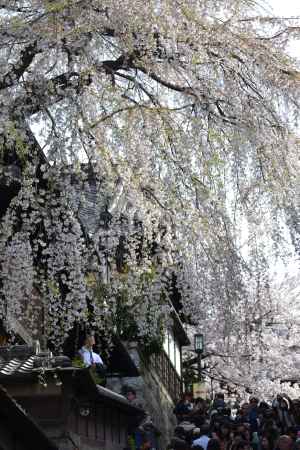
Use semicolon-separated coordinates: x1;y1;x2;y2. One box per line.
287;426;297;434
207;439;221;450
220;421;231;429
184;392;193;398
259;402;270;410
84;333;95;341
216;393;225;399
200;424;210;436
235;440;249;450
127;389;136;396
222;408;231;417
171;437;190;450
121;385;136;396
260;435;271;447
174;426;186;438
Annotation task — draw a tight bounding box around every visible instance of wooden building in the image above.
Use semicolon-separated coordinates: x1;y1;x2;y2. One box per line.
0;346;143;450
0;384;57;450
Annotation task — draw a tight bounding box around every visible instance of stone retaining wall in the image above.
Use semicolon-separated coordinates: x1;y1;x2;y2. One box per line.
106;342;177;450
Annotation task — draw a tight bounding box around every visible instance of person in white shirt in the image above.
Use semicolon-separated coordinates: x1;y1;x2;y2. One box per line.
192;425;210;450
79;335;104;368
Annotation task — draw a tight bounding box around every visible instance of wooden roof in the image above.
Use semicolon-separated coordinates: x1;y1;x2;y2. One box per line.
68;368;144;416
0;385;58;450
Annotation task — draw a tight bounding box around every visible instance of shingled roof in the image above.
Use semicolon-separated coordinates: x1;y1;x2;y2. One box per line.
0;355;36;377
0;345;72;381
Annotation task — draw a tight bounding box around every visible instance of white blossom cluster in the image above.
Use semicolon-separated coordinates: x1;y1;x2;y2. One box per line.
0;0;299;385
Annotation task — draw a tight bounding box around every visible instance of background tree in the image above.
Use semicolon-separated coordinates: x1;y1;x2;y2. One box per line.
183;271;300;399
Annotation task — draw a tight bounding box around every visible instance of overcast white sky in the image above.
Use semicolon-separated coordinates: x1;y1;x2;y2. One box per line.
267;0;300;57
267;0;300;17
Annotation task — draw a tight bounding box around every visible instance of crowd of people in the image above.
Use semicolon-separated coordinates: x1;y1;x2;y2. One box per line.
169;392;300;450
76;335;300;450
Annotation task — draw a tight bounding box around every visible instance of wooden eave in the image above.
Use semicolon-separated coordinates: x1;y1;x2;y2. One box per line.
171;307;190;347
0;384;58;450
66;368;144;416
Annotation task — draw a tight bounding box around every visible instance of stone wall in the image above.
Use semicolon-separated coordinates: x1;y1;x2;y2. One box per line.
106;342;177;450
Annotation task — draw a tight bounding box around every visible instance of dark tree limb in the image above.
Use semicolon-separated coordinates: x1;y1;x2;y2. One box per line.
0;41;39;91
12;71;92;116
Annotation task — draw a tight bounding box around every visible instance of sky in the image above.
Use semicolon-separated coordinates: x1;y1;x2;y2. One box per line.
267;0;300;17
267;0;300;57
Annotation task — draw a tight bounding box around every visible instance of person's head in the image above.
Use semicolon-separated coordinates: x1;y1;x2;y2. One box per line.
264;417;276;430
276;435;293;450
193;416;205;428
231;433;240;443
125;388;136;402
207;439;221;450
236;424;246;435
210;409;218;419
240;403;250;416
261;436;271;450
235;440;251;450
278;396;290;410
286;427;297;441
84;334;95;348
249;397;259;409
223;407;231;417
216;393;225;400
200;424;210;436
183;392;193;403
220;422;231;437
141;441;151;450
259;401;270;412
171;437;190;450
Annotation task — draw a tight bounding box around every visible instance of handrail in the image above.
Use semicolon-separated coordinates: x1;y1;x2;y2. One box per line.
150;350;182;403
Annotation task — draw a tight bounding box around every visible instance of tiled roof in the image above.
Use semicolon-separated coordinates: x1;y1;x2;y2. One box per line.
0;356;36;376
75;182;102;234
73;174;128;235
0;346;72;378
